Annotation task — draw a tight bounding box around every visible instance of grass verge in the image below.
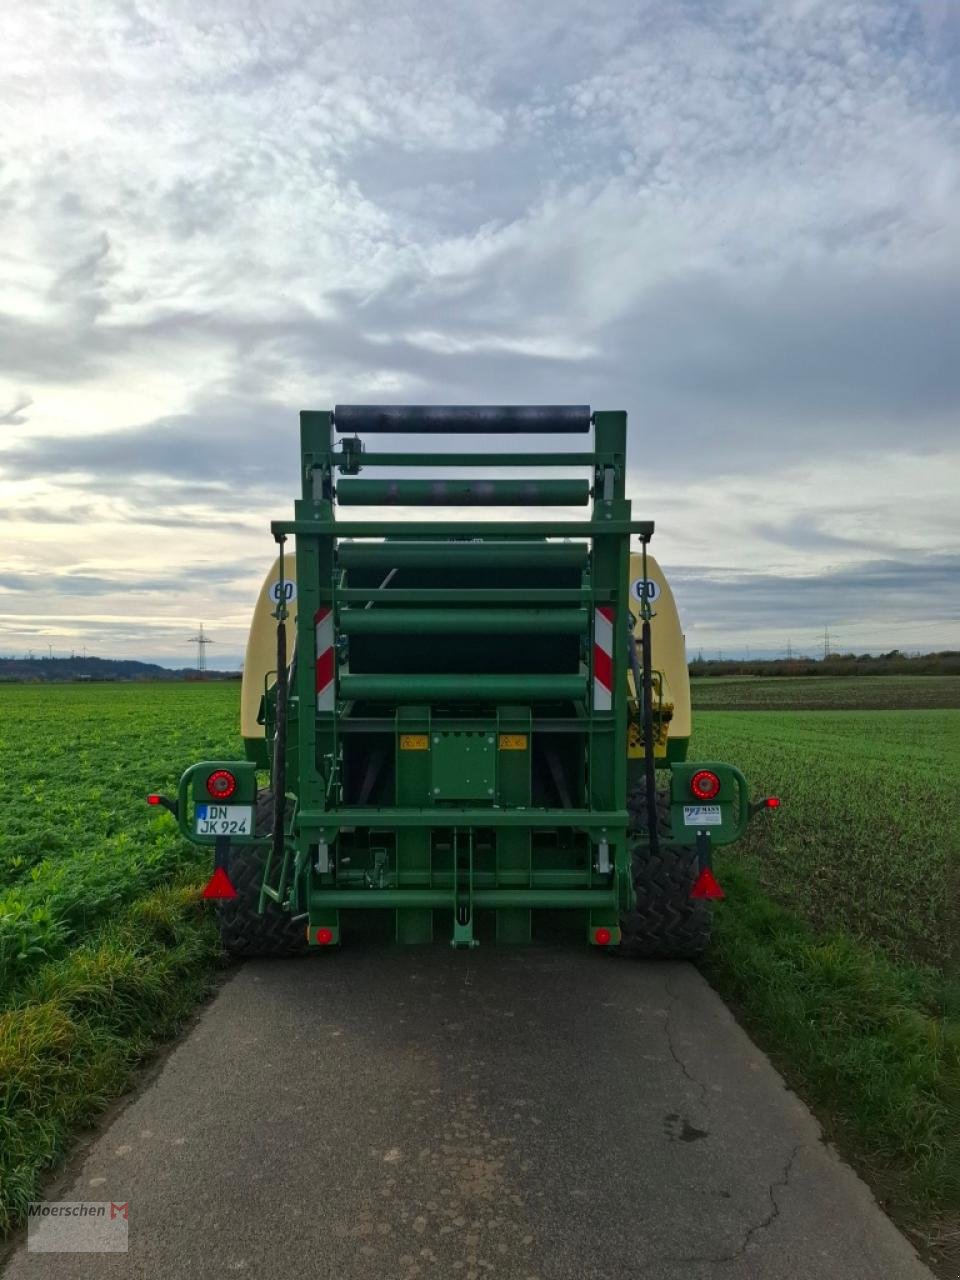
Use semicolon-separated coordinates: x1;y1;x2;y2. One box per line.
0;876;219;1235
707;849;960;1266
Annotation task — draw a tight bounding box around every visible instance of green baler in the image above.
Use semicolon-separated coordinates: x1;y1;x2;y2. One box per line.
150;406;777;954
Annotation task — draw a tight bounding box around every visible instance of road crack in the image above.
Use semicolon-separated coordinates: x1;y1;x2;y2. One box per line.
671;1143;804;1265
662;972;709;1109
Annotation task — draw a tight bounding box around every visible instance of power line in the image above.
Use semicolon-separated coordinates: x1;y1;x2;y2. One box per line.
186;623;214;673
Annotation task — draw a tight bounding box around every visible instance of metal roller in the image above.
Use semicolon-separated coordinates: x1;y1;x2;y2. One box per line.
336;479;589;506
337;542;589;569
333;405;591;434
338;673;586;702
339;608;589;635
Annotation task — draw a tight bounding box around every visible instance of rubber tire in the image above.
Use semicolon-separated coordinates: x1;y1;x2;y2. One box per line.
618;782;711;959
217;790;310;959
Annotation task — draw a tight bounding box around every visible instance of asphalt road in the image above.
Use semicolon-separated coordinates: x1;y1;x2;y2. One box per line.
3;949;934;1280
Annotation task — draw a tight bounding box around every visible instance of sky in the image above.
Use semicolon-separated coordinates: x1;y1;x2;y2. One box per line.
1;0;959;666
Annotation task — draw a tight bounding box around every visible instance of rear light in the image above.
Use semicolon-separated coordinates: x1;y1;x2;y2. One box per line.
315;927;334;945
147;794;161;806
690;770;721;801
594;927;612;946
764;796;781;809
206;769;237;800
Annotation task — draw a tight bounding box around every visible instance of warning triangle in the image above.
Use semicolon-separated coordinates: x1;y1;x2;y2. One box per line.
690;867;725;900
202;867;238;900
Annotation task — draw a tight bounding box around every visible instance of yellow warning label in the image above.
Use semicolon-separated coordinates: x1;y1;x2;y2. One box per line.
399;734;429;751
498;734;528;751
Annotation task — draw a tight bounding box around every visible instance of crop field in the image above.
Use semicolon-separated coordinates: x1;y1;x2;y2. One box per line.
694;706;959;1258
1;680;957;1261
0;682;238;1232
691;673;960;711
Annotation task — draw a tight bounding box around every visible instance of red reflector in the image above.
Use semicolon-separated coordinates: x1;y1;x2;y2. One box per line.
691;867;725;900
206;769;237;800
202;867;237;900
765;796;781;809
316;927;334;945
594;927;612;946
147;794;161;806
690;770;721;801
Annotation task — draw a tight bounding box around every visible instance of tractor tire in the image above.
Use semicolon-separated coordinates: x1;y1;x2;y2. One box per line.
217;790;310;959
618;782;711;959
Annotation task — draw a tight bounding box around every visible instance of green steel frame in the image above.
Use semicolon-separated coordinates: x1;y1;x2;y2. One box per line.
258;407;653;947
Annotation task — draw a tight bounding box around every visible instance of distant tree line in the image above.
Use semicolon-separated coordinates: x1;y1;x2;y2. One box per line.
687;651;960;678
0;656;241;683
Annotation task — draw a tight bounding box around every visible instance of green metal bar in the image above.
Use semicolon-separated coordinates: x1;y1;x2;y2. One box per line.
308;889;616;909
299;807;626;828
339;673;586;702
338;541;588;569
337;479;590;506
274;520;655;538
339;608;589;635
337;451;599;468
337;588;591;603
337;541;589;569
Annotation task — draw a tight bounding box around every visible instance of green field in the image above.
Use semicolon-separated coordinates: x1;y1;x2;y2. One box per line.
692;673;960;711
0;681;957;1263
0;683;238;1232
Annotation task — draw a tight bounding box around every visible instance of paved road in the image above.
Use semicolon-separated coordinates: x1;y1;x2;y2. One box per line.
3;949;934;1280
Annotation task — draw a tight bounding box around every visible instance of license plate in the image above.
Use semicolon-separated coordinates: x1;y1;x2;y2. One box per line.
683;804;722;827
195;804;254;836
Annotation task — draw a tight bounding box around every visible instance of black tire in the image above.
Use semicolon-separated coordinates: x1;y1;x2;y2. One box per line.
618;782;711;959
217;790;310;959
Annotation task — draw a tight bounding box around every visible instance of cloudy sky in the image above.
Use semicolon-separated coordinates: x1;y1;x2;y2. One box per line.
2;0;958;665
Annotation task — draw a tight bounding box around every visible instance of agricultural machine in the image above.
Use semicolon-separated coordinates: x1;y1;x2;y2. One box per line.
149;406;777;955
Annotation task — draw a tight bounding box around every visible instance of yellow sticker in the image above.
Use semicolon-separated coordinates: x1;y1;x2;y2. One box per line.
399;734;429;751
498;734;528;751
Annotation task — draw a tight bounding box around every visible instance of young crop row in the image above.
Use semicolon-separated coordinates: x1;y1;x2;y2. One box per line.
693;709;957;969
0;684;239;1004
691;674;960;712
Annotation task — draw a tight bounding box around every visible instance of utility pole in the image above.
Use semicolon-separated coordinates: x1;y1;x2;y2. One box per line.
786;638;793;660
823;626;831;660
187;624;214;673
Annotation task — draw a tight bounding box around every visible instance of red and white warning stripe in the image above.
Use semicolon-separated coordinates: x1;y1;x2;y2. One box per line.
593;606;614;711
314;607;335;712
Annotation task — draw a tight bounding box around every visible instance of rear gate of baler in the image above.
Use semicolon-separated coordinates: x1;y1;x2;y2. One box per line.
262;405;653;948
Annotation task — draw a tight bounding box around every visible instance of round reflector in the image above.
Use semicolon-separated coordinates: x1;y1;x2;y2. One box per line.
594;927;612;946
316;927;334;945
206;769;237;800
690;770;721;800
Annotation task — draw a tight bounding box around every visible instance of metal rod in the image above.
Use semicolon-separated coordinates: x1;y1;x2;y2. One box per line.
337;479;590;506
273;519;655;538
308;889;616;909
338;588;591;603
337;451;599;468
299;807;626;828
338;673;586;702
640;538;660;857
333;405;591;434
337;541;589;569
339;608;589;635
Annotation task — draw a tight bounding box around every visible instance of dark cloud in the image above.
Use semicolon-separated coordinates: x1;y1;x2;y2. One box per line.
669;553;960;642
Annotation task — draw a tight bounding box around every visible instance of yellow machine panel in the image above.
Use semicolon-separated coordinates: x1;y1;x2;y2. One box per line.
241;555;297;743
627;552;691;751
